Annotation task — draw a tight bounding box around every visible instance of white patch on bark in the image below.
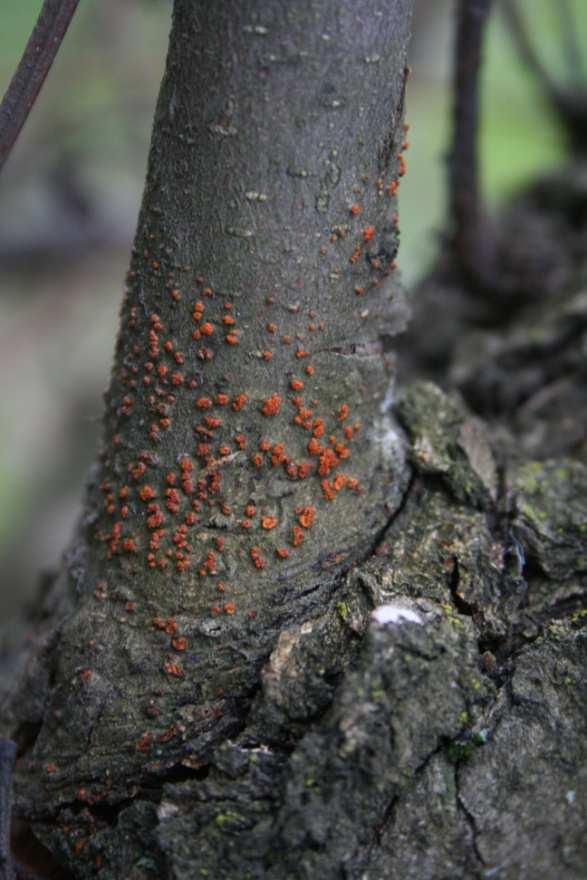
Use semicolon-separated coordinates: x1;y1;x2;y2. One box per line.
157;801;180;820
372;603;423;625
370;413;404;467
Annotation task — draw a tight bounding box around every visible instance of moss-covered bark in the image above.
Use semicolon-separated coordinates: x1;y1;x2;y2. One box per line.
10;379;581;880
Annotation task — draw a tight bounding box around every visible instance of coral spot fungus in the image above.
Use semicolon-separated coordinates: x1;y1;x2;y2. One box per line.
261;393;282;417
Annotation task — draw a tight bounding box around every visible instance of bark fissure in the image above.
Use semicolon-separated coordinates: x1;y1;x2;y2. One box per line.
455;765;485;874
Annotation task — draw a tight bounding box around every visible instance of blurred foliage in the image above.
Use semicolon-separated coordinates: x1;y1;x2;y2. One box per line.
0;0;585;613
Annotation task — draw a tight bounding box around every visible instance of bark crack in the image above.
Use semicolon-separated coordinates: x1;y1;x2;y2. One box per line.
455;763;486;876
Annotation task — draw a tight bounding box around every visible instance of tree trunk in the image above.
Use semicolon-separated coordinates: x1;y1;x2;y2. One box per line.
2;1;586;878
1;0;416;876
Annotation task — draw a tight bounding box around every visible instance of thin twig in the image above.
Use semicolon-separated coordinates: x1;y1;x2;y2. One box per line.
0;0;79;175
450;0;495;286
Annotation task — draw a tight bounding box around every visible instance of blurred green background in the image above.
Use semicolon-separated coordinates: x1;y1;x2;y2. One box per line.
0;0;584;615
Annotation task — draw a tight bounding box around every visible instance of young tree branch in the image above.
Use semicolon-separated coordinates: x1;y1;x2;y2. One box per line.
0;0;79;175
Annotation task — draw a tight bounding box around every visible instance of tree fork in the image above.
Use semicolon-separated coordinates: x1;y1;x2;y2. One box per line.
0;0;414;868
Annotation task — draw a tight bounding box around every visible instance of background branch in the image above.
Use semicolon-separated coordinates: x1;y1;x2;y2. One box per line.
500;0;559;97
450;0;495;288
501;0;587;154
559;0;583;82
0;0;79;175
